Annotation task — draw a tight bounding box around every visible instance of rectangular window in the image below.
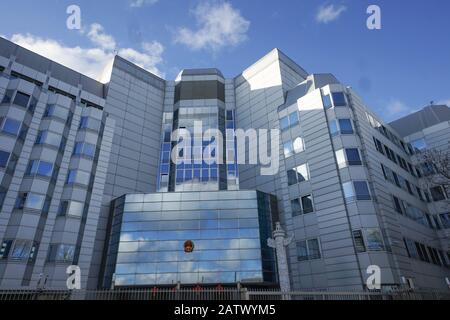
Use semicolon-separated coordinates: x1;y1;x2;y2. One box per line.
393;196;403;214
430;186;446;202
295;164;309;182
440;213;450;229
411;138;427;153
366;229;384;251
329;120;339;136
301;195;314;214
296;241;308;261
293;137;305;154
296;239;322;261
307;239;322;260
287;169;298;186
73;142;96;158
47;244;75;263
354;181;372;201
339;119;354;134
66;170;91;186
403;238;419;259
346;148;362;166
1;90;14;104
323;94;332;110
283;141;294;158
0;240;13;259
58;200;84;218
10;240;32;260
289;112;299;127
280;116;289;131
353;230;366;253
1;118;21;136
332;92;347;107
0;150;10;168
79;117;101;132
15;193;46;211
26;160;54;178
44;104;69;120
373;137;384;155
13;91;30;108
291;199;302;217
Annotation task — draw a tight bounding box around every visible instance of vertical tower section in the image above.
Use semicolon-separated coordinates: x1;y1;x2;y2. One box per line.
157;69;237;193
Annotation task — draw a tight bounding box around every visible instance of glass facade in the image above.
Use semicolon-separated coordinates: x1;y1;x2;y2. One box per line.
103;191;278;288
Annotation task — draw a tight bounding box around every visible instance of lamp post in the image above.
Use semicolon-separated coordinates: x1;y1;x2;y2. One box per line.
268;222;294;297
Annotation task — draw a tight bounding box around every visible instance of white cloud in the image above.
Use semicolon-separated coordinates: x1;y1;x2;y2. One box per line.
316;4;347;24
174;1;250;52
9;23;165;83
87;23;116;51
130;0;158;7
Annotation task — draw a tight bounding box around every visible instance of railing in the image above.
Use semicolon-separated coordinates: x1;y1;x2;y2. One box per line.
0;288;449;301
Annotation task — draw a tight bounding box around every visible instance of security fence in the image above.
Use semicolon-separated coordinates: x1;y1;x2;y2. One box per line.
0;288;449;301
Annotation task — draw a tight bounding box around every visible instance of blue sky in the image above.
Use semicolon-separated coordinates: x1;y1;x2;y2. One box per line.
0;0;449;122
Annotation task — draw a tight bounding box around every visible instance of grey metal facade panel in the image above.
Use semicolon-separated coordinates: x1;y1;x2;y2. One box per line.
389;105;450;138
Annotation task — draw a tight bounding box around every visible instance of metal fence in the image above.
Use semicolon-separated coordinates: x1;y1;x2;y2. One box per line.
0;288;449;301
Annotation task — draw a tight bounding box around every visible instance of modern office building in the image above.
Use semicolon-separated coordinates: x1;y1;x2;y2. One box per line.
0;36;448;291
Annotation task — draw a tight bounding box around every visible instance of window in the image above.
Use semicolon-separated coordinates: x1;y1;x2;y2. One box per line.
283;142;294;158
293;137;305;153
1;90;14;104
343;181;372;201
411;138;427;153
430;186;446;202
79;117;101;132
13;91;30;108
0;187;6;209
280;112;299;131
301;195;314;214
26;160;54;178
416;243;430;263
0;240;13;259
366;229;384;251
329;119;354;136
1;118;21;136
295;164;309;182
10;240;32;260
287;164;310;185
280;116;290;131
373;137;384;155
0;150;10;168
332;92;347;107
44;104;69;120
291;195;314;217
291;199;301;217
353;230;366;253
322;94;332;110
66;170;91;186
404;238;419;259
73;142;96;158
336;148;362;167
15;193;48;211
421;162;435;176
345;149;362;166
47;244;75;263
392;196;403;214
284;137;305;158
297;239;322;261
440;213;450;229
58;200;84;218
35;131;62;148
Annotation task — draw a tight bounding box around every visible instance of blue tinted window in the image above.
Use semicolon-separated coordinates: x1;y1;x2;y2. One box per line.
289;112;299;126
13;92;30;108
280;116;289;131
2;118;21;136
346;149;362;165
323;94;332;109
354;181;372;200
329;120;339;136
332;92;347;107
0;150;10;167
339;119;354;134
